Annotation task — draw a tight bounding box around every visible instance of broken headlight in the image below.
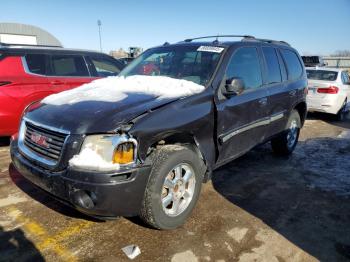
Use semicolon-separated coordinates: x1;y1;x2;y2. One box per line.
69;134;137;171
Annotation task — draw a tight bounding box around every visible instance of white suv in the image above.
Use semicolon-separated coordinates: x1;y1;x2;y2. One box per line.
306;67;350;120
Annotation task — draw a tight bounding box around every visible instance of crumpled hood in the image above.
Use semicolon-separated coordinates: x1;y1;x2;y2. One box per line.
25;75;205;134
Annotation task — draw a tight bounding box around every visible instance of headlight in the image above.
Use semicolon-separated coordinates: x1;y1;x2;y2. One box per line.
69;134;137;171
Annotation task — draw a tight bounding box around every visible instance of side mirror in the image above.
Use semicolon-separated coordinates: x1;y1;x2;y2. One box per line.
224;78;245;96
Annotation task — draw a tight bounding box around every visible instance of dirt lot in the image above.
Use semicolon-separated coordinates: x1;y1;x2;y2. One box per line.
0;114;350;262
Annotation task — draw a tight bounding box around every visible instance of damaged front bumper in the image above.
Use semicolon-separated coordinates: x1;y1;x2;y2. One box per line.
10;139;151;218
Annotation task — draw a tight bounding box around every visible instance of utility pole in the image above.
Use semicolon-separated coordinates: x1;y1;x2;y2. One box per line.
97;19;102;52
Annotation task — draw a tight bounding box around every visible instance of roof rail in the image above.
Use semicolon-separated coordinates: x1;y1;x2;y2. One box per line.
242;38;290;46
182;35;290;46
0;42;62;48
183;35;254;42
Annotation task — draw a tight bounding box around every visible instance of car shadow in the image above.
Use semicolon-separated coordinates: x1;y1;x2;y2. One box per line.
8;164;102;222
211;137;350;261
307;111;350;129
0;225;45;261
0;137;10;147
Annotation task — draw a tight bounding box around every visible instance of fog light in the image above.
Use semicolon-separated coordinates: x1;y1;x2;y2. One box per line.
113;142;134;164
71;190;95;209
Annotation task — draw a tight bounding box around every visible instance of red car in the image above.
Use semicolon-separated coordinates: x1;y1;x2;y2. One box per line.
0;43;124;136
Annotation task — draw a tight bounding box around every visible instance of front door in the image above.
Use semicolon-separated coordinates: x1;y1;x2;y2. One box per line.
215;46;269;166
48;54;94;92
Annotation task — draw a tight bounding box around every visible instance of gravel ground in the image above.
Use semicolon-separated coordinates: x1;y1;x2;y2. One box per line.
0;113;349;262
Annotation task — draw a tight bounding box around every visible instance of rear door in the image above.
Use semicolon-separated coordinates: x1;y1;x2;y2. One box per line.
47;54;94;92
20;53;50;104
215;46;269;165
261;46;290;137
0;53;50;134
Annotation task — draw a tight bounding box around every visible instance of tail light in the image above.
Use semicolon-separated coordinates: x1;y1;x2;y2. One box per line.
0;81;11;86
317;86;339;94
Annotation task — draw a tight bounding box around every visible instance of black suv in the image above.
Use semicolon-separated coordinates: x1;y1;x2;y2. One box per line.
11;35;307;229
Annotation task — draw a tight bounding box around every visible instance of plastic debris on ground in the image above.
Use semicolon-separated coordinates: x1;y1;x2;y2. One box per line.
121;244;141;260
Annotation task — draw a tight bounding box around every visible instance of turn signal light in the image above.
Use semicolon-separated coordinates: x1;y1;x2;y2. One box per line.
113;142;134;164
317;86;339;94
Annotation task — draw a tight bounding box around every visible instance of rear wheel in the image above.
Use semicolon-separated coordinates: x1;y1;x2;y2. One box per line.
335;99;347;121
271;110;301;156
140;145;204;230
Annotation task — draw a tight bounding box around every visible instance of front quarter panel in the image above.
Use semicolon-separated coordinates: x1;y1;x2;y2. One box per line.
129;89;216;170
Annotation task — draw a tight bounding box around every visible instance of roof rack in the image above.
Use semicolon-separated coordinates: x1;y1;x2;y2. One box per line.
0;42;62;48
184;35;254;42
242;37;290;46
183;35;290;46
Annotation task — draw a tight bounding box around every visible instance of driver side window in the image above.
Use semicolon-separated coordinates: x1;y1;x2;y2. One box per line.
226;47;263;90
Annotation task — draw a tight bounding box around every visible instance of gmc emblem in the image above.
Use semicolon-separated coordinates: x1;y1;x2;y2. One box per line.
30;132;50;148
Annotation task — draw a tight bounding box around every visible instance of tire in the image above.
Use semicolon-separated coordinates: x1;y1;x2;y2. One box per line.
335;99;347;121
271;110;301;156
140;145;205;230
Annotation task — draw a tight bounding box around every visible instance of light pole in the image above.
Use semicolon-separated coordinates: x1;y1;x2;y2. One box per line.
97;19;102;52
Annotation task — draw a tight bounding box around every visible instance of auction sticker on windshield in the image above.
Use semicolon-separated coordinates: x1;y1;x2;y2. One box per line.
197;46;224;53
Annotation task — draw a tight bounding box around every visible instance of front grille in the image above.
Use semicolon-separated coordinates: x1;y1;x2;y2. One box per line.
23;121;68;163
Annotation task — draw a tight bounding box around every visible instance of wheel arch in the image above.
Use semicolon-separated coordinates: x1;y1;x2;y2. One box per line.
294;101;307;127
145;132;210;182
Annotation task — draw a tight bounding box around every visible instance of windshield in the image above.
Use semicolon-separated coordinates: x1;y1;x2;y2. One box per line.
306;70;338;81
119;45;223;86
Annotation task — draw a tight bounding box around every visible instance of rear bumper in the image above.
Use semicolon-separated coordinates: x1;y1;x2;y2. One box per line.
10;139;151;218
306;94;346;115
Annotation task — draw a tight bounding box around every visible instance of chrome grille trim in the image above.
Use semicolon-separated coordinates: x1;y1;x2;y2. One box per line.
18;117;70;167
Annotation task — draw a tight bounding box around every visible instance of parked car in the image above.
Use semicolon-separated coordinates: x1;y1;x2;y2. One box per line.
0;43;124;136
306;67;350;120
10;35;307;229
301;56;326;67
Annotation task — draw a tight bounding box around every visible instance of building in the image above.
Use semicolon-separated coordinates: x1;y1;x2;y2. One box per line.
0;22;62;47
109;48;129;59
109;47;143;59
322;57;350;69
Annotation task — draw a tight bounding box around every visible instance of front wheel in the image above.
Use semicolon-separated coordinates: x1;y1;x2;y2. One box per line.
140;145;205;230
271;110;301;156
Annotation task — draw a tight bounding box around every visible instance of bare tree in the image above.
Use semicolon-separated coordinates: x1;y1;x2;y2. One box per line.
330;50;350;57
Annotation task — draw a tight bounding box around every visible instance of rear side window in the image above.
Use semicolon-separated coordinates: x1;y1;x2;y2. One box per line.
280;49;303;80
90;56;121;77
306;70;338;81
262;47;281;84
226;47;262;90
25;54;47;75
341;71;349;84
49;55;89;77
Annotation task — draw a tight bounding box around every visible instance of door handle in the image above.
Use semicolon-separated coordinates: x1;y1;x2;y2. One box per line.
50;80;64;86
258;97;268;106
289;90;297;96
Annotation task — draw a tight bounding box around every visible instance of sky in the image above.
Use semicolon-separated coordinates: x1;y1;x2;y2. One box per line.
1;0;349;55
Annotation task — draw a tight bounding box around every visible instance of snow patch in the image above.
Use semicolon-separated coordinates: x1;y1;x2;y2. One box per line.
227;227;248;243
338;130;350;139
171;250;198;262
0;195;28;208
69;146;120;171
42;75;205;106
